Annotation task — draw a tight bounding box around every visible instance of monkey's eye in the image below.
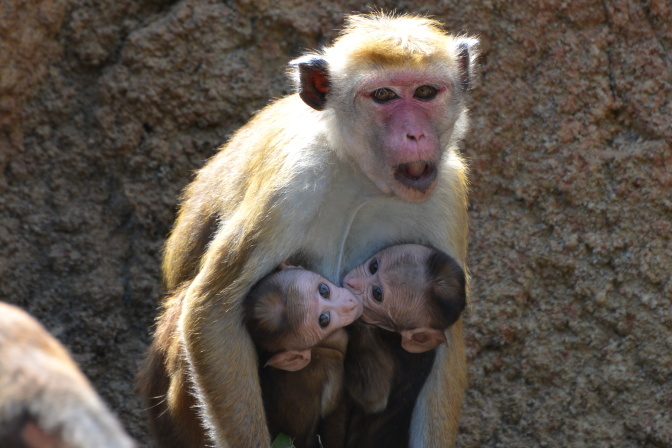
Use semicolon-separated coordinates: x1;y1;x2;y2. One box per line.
319;283;330;299
371;88;398;103
369;258;379;275
319;312;331;328
372;286;383;303
414;85;438;100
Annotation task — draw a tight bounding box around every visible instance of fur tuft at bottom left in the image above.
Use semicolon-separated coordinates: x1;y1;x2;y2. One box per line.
0;302;134;448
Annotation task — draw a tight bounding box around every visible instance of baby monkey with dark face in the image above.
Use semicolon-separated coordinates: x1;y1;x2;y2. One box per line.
344;244;466;353
244;245;465;448
341;244;466;448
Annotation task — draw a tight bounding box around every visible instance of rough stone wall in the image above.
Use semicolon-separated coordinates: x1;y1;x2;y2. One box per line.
1;0;669;447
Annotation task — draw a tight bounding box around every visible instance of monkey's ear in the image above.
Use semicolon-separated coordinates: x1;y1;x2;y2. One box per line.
265;349;312;371
291;55;330;111
455;37;479;91
277;261;304;271
400;328;447;353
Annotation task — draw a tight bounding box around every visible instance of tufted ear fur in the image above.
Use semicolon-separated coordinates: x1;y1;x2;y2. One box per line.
290;55;330;110
455;37;479;91
264;349;311;371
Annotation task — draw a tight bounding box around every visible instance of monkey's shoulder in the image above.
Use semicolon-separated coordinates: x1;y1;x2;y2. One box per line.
192;97;333;193
220;95;327;160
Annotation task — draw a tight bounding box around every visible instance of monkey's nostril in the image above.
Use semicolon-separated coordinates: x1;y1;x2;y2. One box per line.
406;132;425;141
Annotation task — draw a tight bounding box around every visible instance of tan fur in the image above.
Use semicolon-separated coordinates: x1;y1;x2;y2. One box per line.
137;287;206;448
142;12;477;448
332;14;462;70
0;302;134;448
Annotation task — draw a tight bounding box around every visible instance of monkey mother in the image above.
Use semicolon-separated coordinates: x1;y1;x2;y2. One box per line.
140;13;477;448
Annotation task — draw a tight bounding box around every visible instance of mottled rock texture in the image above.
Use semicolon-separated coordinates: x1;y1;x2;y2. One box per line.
1;0;670;447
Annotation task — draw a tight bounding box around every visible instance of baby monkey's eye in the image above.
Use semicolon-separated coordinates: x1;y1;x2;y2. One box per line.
369;258;379;275
319;283;330;299
372;286;383;303
319;312;330;328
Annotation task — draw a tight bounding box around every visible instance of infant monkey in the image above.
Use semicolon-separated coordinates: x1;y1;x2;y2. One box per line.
244;266;362;448
244;245;465;447
344;243;466;353
341;244;466;448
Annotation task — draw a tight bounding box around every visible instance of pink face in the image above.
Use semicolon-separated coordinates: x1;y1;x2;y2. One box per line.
289;269;363;349
356;72;455;202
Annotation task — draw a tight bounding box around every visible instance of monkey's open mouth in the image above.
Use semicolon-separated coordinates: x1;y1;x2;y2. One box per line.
394;161;437;192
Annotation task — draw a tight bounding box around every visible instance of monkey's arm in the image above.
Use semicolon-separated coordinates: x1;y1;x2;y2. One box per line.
410;319;467;447
178;206;298;447
0;302;134;448
401;154;469;447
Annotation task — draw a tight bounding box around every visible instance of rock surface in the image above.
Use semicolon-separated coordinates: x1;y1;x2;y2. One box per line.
1;1;670;447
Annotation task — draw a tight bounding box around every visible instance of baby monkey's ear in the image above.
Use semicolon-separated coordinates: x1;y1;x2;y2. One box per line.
278;261;305;271
265;349;312;371
400;328;447;353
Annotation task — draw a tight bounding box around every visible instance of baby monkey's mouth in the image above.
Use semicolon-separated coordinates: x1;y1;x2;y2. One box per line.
394;161;437;192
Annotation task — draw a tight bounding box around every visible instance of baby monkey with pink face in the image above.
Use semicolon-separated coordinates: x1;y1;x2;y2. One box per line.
244;244;465;447
245;266;362;448
245;265;363;372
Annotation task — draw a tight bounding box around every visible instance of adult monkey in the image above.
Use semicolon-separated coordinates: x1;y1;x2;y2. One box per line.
152;12;477;448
